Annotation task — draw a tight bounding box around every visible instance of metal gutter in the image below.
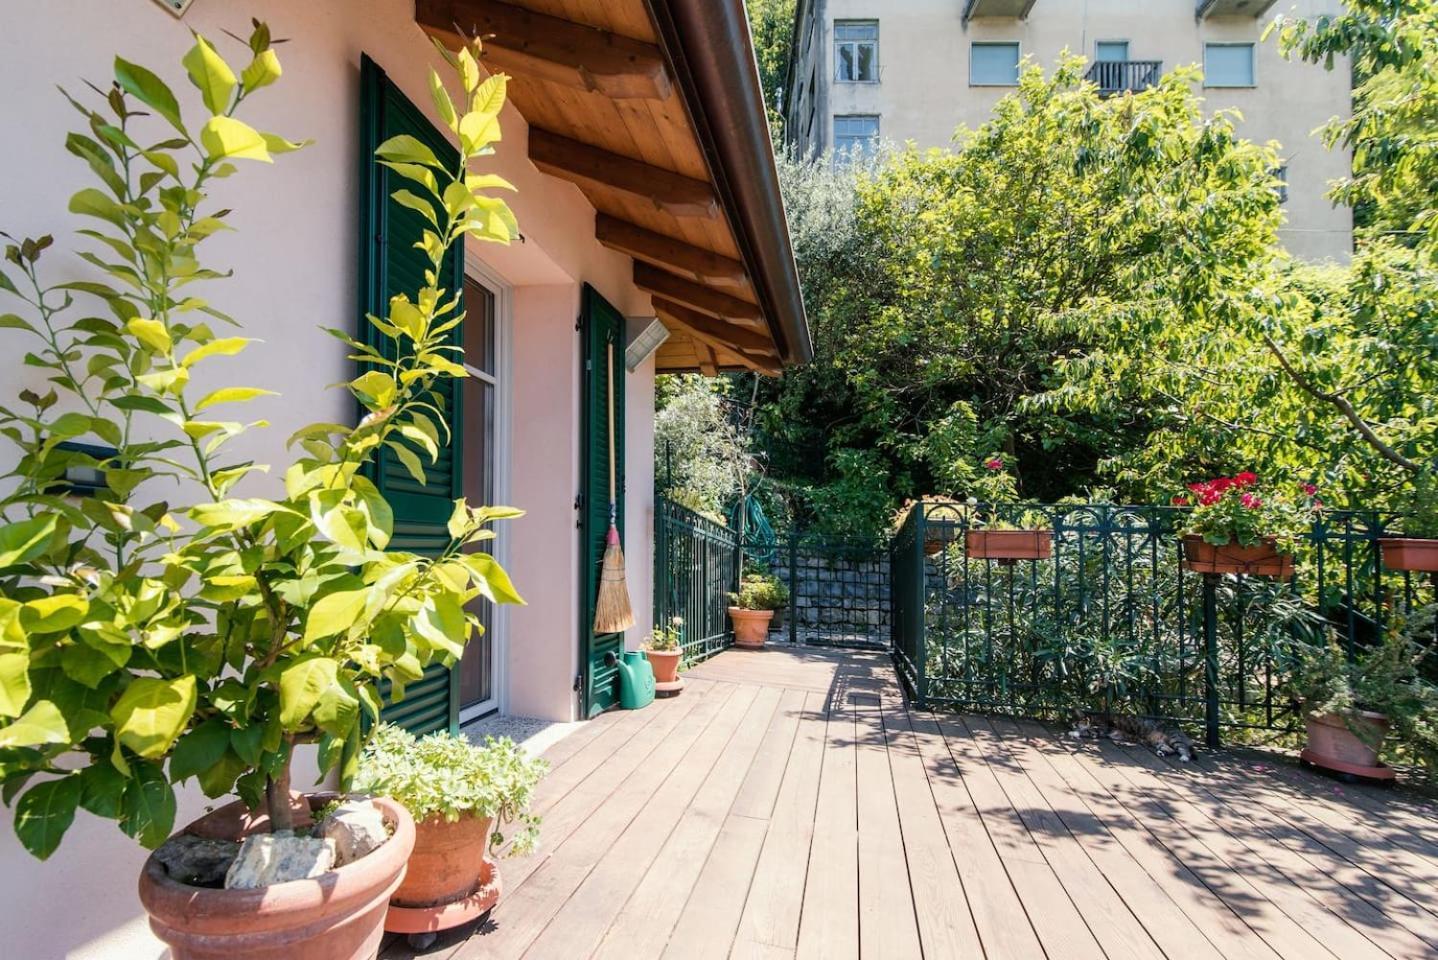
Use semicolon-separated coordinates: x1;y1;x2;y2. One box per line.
644;0;814;367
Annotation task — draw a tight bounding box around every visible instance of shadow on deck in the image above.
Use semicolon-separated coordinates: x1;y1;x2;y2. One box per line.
382;645;1438;960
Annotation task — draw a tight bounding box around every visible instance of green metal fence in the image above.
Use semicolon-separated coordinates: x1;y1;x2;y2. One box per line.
654;497;740;663
892;502;1437;747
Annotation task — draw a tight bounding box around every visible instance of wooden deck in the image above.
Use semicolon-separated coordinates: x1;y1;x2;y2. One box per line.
383;645;1438;960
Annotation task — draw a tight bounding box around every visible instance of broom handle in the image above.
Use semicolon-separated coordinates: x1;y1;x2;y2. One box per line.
607;341;617;520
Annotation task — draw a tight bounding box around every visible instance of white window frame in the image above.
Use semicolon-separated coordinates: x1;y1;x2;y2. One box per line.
1204;42;1256;88
833;114;880;160
833;20;879;83
457;251;513;723
970;41;1021;87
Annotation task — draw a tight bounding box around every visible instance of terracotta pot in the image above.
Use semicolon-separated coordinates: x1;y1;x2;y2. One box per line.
729;607;774;648
922;537;945;557
1182;535;1293;578
394;813;494;908
1301;710;1394;781
139;795;414;960
1379;537;1438;573
644;648;682;684
965;529;1052;561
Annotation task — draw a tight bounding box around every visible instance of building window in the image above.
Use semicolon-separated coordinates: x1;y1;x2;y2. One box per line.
834;114;879;159
1094;40;1129;62
1204;42;1255;87
971;42;1020;86
1272;164;1289;204
834;21;878;82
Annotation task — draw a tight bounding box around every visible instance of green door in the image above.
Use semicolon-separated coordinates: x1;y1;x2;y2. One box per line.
358;55;464;735
579;285;627;717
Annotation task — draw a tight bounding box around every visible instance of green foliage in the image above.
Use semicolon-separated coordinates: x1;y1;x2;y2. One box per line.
644;616;684;652
655;375;752;519
730;573;788;611
354;724;545;855
0;27;524;858
744;0;797;131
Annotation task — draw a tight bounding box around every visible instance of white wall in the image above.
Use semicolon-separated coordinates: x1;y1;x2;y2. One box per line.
0;0;656;954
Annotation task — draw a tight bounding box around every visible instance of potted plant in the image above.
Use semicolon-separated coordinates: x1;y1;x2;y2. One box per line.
963;457;1052;562
892;497;965;556
728;574;787;648
1288;607;1438;782
355;725;545;948
0;29;524;960
644;616;685;694
1378;472;1438;573
1175;473;1314;578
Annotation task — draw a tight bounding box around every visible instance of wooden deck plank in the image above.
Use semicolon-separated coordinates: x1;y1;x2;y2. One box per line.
794;678;859;960
853;692;923;959
452;682;748;960
1080;737;1388;960
730;691;829;954
876;693;985;959
1009;718;1282;960
907;711;1046;959
659;814;769;960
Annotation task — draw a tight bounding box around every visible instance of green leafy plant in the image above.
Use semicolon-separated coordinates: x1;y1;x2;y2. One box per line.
354;723;546;855
1175;473;1318;551
730;573;788;611
0;25;523;860
1287;606;1438;774
645;617;683;652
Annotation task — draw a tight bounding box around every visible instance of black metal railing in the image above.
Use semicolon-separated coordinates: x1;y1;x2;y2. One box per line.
1085;60;1163;96
892;502;1436;745
654;497;740;663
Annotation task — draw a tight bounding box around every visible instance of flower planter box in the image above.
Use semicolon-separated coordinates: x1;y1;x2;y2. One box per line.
1378;537;1438;573
729;607;774;648
1299;710;1395;782
965;529;1052;562
1181;535;1293;578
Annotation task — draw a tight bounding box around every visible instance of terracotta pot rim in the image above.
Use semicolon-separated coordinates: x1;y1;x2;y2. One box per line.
728;606;776;618
1377;535;1438;544
139;795;415;929
1308;707;1389;725
644;648;682;657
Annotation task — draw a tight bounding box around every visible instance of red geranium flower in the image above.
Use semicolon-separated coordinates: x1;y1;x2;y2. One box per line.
984;457;1003;471
1171;495;1189;506
1301;483;1317;496
1235;471;1257;487
1240;492;1262;509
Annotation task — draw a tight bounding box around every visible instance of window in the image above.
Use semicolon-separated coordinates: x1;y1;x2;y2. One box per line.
1272;164;1289;204
971;42;1020;86
834;21;878;82
1095;40;1129;62
1204;42;1255;87
459;276;500;715
834;114;879;159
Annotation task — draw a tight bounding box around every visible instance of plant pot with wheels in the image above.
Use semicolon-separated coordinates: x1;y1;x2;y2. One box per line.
139;795;415;960
965;528;1053;562
1174;473;1312;578
1300;710;1395;781
1378;537;1438;573
729;574;786;649
644;618;686;694
356;725;546;949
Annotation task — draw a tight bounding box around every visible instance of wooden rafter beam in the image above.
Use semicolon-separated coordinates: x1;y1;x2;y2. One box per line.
652;298;777;358
634;263;760;324
416;0;672;101
694;340;718;377
595;215;746;286
528;129;717;219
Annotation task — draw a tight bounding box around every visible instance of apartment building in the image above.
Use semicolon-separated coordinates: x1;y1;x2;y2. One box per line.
782;0;1353;261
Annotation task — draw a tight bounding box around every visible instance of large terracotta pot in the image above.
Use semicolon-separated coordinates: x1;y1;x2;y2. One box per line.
1300;710;1395;781
729;607;774;648
644;648;682;684
1182;535;1293;578
139;795;414;960
965;529;1052;561
1379;537;1438;573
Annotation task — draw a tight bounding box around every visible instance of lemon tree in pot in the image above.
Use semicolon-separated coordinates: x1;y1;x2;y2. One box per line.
1288;607;1438;783
728;574;787;648
355;724;545;948
0;26;523;960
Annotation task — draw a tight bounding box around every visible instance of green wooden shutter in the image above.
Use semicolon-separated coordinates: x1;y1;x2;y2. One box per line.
359;56;464;735
579;285;627;717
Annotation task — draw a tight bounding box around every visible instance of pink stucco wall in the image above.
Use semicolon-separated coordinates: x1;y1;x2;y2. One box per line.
0;0;657;954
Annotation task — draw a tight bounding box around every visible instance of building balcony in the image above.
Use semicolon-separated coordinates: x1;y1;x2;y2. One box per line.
1085;59;1163;97
961;0;1037;22
1196;0;1278;16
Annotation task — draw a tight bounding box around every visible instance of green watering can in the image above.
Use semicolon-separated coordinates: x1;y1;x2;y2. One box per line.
615;650;655;709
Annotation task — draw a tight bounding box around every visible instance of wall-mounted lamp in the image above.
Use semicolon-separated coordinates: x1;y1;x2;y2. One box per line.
624;316;670;371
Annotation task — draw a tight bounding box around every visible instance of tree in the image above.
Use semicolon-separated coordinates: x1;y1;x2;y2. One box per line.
655;375;753;521
744;0;797;128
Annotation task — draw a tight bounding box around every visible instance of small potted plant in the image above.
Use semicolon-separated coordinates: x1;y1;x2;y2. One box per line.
963;456;1052;562
1378;472;1438;573
645;616;686;694
728;574;787;648
1176;473;1314;578
1288;607;1438;782
355;725;546;948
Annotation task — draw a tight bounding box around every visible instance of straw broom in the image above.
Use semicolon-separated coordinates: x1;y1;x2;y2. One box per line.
594;340;634;634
